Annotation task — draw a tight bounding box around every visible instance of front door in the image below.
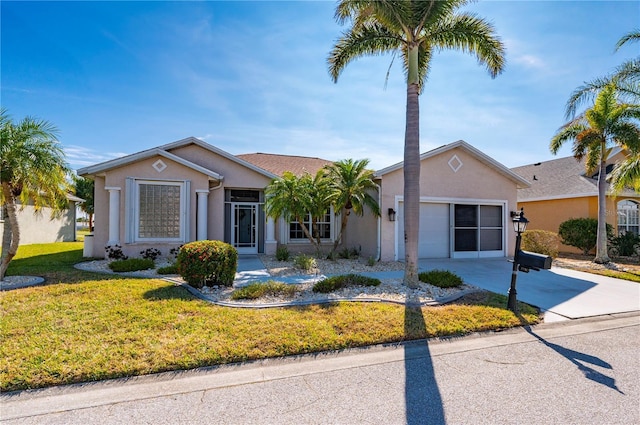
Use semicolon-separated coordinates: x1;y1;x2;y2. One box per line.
231;203;258;254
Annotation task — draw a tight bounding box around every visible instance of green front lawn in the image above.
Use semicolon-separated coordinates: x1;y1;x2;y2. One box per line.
1;243;539;392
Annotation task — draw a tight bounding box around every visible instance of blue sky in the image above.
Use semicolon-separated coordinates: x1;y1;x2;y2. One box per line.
2;1;638;172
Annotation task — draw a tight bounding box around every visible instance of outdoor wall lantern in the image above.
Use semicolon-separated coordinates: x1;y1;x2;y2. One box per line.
388;208;396;222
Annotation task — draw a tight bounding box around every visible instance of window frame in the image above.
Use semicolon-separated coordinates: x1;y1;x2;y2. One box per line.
617;200;639;235
288;208;335;243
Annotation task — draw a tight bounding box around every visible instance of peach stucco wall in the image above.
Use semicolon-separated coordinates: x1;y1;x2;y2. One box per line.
371;147;520;261
519;195;639;254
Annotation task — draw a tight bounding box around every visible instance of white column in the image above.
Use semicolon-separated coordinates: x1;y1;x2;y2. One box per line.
105;187;121;246
196;190;209;241
266;217;276;242
264;216;277;255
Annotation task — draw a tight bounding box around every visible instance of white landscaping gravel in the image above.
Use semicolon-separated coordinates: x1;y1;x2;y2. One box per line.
73;256;480;306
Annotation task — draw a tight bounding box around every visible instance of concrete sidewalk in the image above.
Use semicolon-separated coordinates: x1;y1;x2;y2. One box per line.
235;256;640;322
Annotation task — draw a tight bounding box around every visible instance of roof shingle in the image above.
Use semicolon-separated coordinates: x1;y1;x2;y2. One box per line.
236;153;333;177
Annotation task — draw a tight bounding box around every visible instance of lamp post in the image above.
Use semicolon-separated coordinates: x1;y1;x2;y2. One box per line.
508;208;529;313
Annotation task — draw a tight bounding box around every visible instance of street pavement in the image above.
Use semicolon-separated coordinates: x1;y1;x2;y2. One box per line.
2;313;638;424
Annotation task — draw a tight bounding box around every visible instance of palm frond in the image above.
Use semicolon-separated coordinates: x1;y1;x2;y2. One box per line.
615;28;640;52
328;22;403;83
428;12;505;78
609;153;640;192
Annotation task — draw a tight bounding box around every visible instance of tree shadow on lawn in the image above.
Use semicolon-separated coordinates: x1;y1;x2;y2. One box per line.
144;284;203;301
5;247;103;284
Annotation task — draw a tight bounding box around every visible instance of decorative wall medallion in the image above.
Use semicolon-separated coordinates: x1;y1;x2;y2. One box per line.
152;159;167;173
448;154;463;173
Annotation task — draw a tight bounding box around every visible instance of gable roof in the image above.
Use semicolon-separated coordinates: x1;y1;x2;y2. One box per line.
236;153;333;177
512;153;639;201
76;137;275;180
375;140;530;188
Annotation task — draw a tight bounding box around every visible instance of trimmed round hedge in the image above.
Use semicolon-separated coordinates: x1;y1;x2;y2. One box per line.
176;240;238;288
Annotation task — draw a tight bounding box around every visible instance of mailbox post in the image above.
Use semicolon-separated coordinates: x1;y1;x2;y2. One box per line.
507;208;553;313
507;209;528;312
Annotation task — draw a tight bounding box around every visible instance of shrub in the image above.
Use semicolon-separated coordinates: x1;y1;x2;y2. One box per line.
108;258;155;272
231;281;299;300
418;270;463;288
293;254;317;272
275;246;290;261
609;232;640;257
522;229;560;258
169;245;183;259
312;274;381;293
140;248;161;261
367;256;376;267
157;264;179;275
338;247;360;259
558;218;613;254
105;244;128;260
176;240;238;288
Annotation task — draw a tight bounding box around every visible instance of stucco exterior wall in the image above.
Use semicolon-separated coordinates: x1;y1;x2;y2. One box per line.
0;202;76;245
519;195;639;254
342;210;379;260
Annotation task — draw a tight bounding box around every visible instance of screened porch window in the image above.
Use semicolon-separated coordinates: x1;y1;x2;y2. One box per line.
454;204;503;252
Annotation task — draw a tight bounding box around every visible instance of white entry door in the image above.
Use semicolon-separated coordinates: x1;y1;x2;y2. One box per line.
231;203;258;254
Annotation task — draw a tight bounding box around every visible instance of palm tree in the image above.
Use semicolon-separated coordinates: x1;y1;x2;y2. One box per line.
324;158;381;254
0;109;72;280
264;170;333;254
564;28;640;200
550;84;640;264
328;0;505;287
566;29;639;118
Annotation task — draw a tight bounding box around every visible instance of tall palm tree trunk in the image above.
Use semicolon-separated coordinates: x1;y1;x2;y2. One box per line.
595;152;611;263
403;80;421;288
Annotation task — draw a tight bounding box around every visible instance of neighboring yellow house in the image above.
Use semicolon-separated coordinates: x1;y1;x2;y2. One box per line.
511;150;639;253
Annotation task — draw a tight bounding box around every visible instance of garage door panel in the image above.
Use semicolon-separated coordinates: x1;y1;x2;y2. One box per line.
397;202;449;259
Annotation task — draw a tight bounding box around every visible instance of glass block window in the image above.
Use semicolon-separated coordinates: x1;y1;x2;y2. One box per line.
137;182;183;240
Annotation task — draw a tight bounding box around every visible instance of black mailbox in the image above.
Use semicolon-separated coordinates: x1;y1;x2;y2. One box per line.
517;250;552;271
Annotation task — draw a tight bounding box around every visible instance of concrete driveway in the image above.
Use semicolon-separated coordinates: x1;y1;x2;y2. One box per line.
419;258;640;321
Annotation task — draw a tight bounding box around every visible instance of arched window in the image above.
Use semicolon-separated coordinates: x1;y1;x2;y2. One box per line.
617;200;639;235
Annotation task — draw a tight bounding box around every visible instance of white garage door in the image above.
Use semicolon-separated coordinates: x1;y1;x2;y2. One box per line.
397;202;450;259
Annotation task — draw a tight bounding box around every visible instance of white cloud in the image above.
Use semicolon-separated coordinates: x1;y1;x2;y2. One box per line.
513;54;546;70
64;145;127;169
